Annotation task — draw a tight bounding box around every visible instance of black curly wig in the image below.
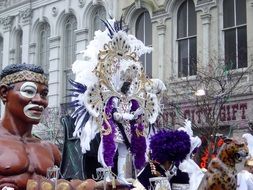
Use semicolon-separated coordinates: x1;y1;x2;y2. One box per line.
0;63;45;80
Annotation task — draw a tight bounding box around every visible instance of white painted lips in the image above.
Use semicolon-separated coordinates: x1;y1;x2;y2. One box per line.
23;104;45;120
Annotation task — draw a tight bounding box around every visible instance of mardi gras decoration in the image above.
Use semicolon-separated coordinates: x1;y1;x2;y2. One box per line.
197;138;248;190
69;18;165;184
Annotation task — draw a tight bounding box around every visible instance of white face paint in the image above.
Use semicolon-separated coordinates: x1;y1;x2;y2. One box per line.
20;82;45;120
19;82;37;99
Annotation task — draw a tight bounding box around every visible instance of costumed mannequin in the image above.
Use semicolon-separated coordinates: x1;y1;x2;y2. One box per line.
0;63;61;190
69;19;164;185
0;63;96;190
178;120;204;190
137;129;191;190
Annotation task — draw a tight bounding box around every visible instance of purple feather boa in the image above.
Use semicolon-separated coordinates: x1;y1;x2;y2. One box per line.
130;99;146;170
131;123;146;169
102;97;116;167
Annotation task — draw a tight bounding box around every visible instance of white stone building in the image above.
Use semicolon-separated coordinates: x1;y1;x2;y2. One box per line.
0;0;252;135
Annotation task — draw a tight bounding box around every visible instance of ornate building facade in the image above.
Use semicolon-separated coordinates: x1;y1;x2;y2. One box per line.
0;0;252;136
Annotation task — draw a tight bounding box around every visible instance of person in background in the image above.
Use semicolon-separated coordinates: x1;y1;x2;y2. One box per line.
137;130;191;190
237;158;253;190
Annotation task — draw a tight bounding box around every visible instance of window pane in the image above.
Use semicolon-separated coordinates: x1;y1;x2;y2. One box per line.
66;71;74;90
178;39;188;77
16;30;23;64
223;0;235;28
189;37;197;75
236;0;246;25
136;12;144;42
224;29;236;69
39;23;50;73
177;1;187;38
238;26;247;68
64;15;77;102
136;10;152;76
64;15;77;69
188;0;196;36
94;6;106;32
144;12;152;46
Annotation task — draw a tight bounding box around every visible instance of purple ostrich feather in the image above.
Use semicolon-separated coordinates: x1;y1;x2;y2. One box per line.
102;97;117;167
130;99;146;170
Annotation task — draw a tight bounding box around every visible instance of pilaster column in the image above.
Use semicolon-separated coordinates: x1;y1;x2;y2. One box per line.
75;28;89;60
156;20;166;80
0;15;13;115
200;13;211;67
0;16;14;67
48;36;61;107
19;8;32;64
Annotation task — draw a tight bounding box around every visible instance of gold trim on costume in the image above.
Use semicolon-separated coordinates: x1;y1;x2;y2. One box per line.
101;113;112;136
0;70;48;85
136;128;144;137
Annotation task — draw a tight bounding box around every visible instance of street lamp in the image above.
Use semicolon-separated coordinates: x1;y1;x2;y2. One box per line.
195;89;206;97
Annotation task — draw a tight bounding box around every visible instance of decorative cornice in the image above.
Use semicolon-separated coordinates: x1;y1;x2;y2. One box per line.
157;24;166;35
92;0;104;5
151;13;171;25
200;13;211;25
0;15;13;25
0;15;14;32
0;0;28;11
195;1;216;14
79;0;86;8
156;18;166;34
19;8;32;19
19;8;32;25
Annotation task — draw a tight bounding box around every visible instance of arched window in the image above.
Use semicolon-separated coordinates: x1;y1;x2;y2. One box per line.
38;22;50;74
177;0;196;77
16;30;23;64
63;15;77;102
136;10;152;77
223;0;247;69
93;6;106;33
